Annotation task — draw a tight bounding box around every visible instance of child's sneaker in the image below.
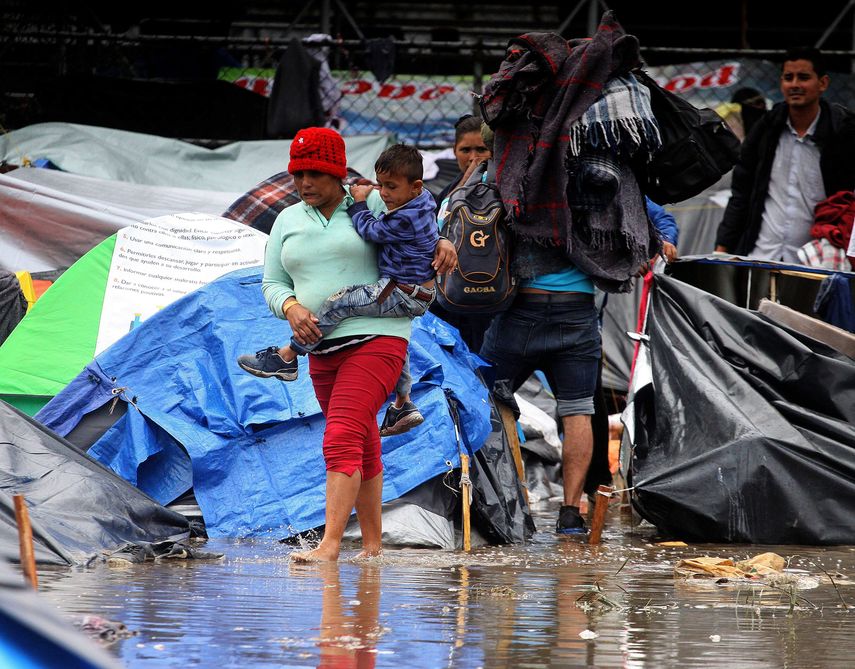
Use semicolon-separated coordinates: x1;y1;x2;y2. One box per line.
556;505;588;535
237;346;298;381
379;401;425;437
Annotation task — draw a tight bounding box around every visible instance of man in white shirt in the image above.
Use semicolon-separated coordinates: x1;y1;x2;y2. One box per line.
715;47;855;260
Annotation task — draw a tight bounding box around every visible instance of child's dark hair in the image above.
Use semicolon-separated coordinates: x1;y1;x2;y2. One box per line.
783;46;826;77
374;143;423;181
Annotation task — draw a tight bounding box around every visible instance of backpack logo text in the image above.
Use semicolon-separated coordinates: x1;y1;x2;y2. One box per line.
470;230;491;248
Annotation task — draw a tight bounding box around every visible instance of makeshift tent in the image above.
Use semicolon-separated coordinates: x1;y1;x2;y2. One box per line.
599;174;731;395
0;123;392;191
34;267;530;543
623;265;855;544
0;214;267;416
0;561;121;668
0;399;189;566
0;125;392;273
0;168;239;272
341;388;535;548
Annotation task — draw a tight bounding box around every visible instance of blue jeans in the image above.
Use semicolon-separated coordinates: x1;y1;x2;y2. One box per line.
290;277;435;397
479;293;601;416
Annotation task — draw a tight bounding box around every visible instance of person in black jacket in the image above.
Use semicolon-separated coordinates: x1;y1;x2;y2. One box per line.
715;46;855;261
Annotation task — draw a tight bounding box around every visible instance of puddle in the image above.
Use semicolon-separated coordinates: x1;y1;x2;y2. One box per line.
34;505;855;668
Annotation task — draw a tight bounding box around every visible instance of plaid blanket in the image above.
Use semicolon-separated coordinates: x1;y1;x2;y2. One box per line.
567;162;659;293
480;11;643;246
568;74;660;158
797;238;853;271
223;167;364;234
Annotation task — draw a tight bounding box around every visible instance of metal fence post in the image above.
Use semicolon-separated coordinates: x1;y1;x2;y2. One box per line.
472;38;484;117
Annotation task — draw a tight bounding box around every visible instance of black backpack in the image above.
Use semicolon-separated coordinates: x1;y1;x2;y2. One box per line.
635;70;741;204
435;162;517;314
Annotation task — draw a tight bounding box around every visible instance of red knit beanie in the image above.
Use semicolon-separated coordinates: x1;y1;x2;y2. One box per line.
288;127;347;179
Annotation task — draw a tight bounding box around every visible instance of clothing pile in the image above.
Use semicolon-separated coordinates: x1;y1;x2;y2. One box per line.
797;189;855;271
479;10;661;293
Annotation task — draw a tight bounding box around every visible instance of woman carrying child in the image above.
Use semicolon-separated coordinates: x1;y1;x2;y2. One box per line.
254;128;454;562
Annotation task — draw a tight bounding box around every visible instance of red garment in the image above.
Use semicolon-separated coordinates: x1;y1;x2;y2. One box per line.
812;190;855;250
308;337;407;478
288;126;347;179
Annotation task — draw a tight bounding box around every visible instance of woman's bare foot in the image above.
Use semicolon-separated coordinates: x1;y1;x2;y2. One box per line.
290;546;340;563
354;547;382;560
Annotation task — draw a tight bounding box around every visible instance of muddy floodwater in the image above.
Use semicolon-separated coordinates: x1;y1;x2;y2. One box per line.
36;505;855;668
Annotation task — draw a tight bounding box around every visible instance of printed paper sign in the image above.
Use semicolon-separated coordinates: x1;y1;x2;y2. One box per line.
96;213;267;354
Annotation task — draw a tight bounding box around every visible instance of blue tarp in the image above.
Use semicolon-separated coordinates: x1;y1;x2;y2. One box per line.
37;267;491;538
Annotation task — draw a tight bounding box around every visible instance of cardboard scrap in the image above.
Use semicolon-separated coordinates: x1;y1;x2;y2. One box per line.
675;552;786;580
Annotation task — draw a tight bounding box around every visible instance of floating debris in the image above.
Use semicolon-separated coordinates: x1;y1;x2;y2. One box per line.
675;553;786;580
70;614;137;645
470;585;525;600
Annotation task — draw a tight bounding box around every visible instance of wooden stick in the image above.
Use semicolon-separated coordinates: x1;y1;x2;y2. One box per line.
588;485;613;545
460;454;471;552
496;402;529;505
13;495;38;589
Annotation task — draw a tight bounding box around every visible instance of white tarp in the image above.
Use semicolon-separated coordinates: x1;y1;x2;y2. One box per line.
0;123;392;272
0;170;239;272
0;123;393;190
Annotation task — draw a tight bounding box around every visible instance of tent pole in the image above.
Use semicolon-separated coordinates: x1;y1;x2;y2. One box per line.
460;454;472;552
588;485;613;545
13;495;38;589
746;268;753;309
497;402;529;505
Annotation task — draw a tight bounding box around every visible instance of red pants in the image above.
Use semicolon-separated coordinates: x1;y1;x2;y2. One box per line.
308;336;408;479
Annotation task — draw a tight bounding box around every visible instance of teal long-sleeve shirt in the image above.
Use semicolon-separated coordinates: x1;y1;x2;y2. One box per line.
261;186;411;343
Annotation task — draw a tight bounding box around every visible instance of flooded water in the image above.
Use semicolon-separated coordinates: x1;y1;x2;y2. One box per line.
36;505;855;668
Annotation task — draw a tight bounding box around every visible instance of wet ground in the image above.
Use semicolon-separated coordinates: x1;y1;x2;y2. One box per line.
37;504;855;668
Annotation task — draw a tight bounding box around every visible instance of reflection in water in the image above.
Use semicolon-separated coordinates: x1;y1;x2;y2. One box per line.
30;508;855;668
292;562;381;669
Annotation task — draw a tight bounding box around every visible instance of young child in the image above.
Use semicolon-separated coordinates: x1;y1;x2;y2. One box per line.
238;143;439;437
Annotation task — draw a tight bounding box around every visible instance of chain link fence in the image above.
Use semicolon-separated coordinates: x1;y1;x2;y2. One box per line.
4;31;855;148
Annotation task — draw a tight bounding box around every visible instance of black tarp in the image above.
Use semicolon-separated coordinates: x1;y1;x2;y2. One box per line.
0;400;190;565
387;389;534;546
628;274;855;544
458;390;536;544
599;174;731;395
266;37;325;139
